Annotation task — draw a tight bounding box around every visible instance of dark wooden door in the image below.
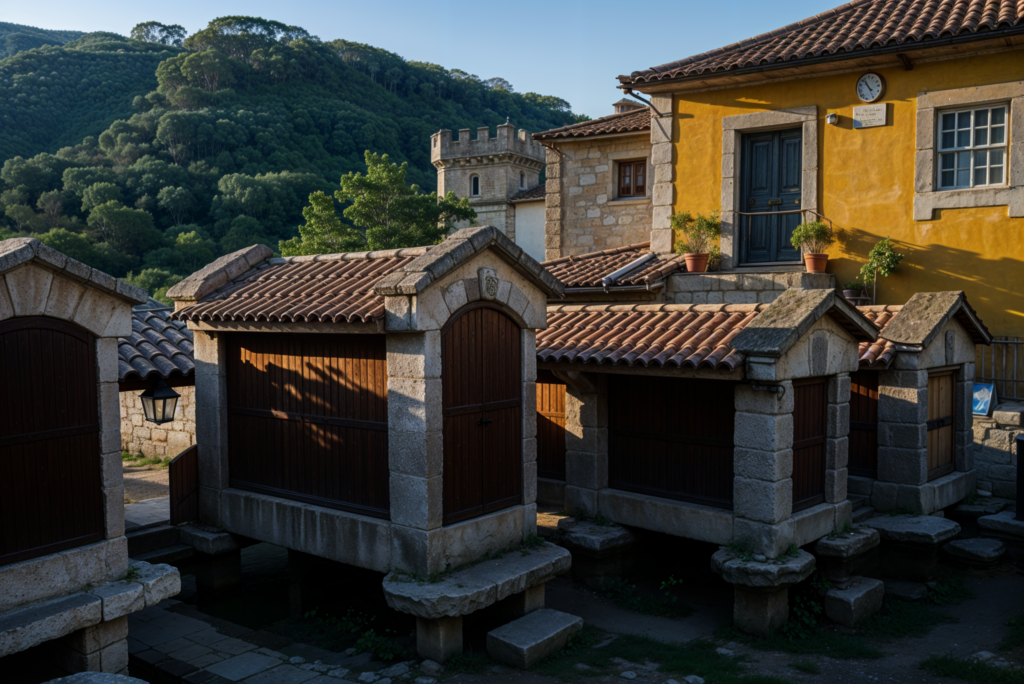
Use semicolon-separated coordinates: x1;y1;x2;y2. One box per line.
536;370;566;481
442;304;522;525
792;377;827;511
608;375;735;509
927;370;956;480
849;371;879;478
227;333;390;518
740;128;803;264
0;317;103;567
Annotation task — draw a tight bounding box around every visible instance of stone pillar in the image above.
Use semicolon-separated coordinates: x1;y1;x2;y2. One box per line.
543;148;563;261
955;362;975;472
563;374;608;517
97;337;125;544
732;381;795;557
826;373;853;528
193;330;230;524
416;616;463;663
875;364;929;512
49;617;129;674
522;330;538;538
649;93;675;254
387;330;444;577
712;548;815;637
193;549;242;597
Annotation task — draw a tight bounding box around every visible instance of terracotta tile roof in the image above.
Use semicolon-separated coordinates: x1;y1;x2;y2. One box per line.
172;249;427;324
856;305;902;368
622;0;1024;85
533;107;651;141
537;303;768;370
510;184;546;202
119;303;195;383
542;243;685;289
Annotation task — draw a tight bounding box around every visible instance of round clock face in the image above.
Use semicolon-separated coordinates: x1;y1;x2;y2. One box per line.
856;73;885;103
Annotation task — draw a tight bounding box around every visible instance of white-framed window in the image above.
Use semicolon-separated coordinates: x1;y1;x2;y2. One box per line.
519;171;525;189
937;105;1008;189
470;175;480;197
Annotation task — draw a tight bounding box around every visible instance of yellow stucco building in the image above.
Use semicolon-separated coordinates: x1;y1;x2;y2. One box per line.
620;0;1024;338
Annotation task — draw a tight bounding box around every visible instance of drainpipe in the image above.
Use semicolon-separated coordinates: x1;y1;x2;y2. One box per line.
600;253;656;288
620;88;662;117
1017;435;1024;521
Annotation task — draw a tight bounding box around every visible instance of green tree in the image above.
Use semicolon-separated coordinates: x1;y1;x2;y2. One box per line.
82;182;123;213
130;22;188;47
181;51;233;92
280;190;365;256
124;268;184;305
86;201;165;261
157;186;195;226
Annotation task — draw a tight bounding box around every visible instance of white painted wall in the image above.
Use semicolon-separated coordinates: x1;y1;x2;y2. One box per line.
514;200;546;263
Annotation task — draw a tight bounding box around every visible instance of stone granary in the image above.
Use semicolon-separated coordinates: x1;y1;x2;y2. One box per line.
0;238;179;676
167;226;573;661
118;300;196;458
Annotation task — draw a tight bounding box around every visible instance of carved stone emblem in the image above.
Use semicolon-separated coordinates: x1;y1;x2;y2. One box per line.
479;268;499;300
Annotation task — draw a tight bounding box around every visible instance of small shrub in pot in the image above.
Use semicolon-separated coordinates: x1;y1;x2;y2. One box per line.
672;210;721;273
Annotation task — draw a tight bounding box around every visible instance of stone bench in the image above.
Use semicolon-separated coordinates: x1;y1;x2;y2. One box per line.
487;609;583;669
383;542;571;662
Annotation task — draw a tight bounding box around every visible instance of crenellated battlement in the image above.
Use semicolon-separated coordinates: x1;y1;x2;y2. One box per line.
431;122;546;165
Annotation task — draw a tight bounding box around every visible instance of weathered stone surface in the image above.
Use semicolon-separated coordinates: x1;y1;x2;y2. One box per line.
950;500;1008;519
884;579;928;602
45;674;146;683
90;581;144;621
824;577;884;627
383;542;570;619
813;526;880;560
131;561;181;606
416;615;462;663
866;515;960;546
178;524;242;556
978;511;1024;540
941;538;1005;565
710;549;815;589
0;593;102;658
732;585;789;637
486;609;583;669
554;519;634;556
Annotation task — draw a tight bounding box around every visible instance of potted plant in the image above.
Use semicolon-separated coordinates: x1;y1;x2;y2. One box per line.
790;220;835;273
672;210;721;273
859;236;904;303
842;281;864;299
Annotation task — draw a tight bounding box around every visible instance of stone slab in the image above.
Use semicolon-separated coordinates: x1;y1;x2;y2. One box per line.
486;609;583;669
554;518;634;556
0;592;101;658
866;515;960;546
384;543;571;619
132;561;181;606
710;549;816;589
979;511;1024;540
45;674;147;683
178;524;243;556
824;577;884;628
884;579;928;602
205;651;283;681
942;538;1006;565
813;526;880;560
950;500;1009;520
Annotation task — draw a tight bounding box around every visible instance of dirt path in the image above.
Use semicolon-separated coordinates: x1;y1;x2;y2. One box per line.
123;464;169;503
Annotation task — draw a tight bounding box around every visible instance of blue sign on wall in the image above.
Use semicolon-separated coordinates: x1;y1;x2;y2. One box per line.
973;382;996;417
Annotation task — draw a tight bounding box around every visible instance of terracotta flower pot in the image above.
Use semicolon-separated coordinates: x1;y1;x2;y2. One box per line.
843;289;863;299
684;253;710;273
803;253;829;273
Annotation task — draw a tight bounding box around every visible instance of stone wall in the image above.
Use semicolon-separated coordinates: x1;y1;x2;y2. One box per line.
544;136;652;260
120;385;196;458
666;272;835;305
974;402;1023;499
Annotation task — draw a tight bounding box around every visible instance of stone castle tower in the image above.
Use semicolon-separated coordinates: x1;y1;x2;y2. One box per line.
430;121;546;241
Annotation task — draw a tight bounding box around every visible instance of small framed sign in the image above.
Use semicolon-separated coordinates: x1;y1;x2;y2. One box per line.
853;104;887;129
973;382;997;416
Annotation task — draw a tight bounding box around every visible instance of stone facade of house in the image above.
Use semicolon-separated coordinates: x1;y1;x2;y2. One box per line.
973;403;1023;499
543;138;652;260
120;386;196;458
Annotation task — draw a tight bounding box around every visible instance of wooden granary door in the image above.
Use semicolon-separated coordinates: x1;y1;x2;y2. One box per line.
848;371;879;478
0;317;103;566
792;377;827;511
226;333;390;518
442;303;522;525
927;369;956;480
536;370;566;481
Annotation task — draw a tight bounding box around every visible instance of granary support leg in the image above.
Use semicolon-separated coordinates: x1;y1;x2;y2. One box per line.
416;616;463;663
558;372;608;517
46;617;130;674
193;548;242;597
874;366;930;512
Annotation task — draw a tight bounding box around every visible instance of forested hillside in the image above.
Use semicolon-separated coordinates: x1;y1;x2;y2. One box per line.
0;22;84;58
0;17;578;300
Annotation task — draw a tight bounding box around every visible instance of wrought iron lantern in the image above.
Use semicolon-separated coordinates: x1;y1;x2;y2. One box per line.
140;380;180;425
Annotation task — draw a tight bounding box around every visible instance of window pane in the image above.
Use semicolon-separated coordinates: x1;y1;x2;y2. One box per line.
991;107;1005;125
941;153;955;170
957;151;971;168
941;170;955;187
957;129;970;147
957;111;971;128
975;109;988;126
991;149;1004;166
974;128;988;146
991;166;1004;184
974;149;988;167
974;167;987;186
957;169;970;186
942;112;956;130
941;131;955;149
991;126;1005;144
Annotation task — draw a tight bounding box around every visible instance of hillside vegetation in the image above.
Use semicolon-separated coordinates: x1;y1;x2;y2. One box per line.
0;17;578;300
0;21;84;58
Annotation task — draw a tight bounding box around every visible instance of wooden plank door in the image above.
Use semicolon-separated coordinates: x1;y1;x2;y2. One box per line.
442;304;522;525
848;371;879;478
792;377;827;511
740;128;803;264
0;317;103;567
536;370;566;481
927;370;956;480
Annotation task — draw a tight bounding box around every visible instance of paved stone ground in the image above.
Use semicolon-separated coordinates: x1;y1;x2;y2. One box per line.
123;464;169;504
125;496;170;531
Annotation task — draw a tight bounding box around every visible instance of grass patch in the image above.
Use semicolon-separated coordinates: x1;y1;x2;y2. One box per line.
920;655;1024;684
788;660;820;674
1001;616;1024;652
121;451;172;468
534;627;794;683
270;608;408;662
443;652;491;675
601;578;694;619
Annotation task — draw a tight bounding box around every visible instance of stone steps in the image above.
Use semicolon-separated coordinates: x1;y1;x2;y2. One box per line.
852;506;876;524
126;524;179;557
131;544;195;566
847;494;868;511
486;609;583;669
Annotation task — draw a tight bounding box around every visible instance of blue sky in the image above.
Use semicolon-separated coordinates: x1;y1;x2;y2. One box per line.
6;0;837;119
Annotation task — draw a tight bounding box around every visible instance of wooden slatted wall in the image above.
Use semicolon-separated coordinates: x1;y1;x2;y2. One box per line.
848;370;879;478
927;369;956;480
536;370;566;481
792;377;827;511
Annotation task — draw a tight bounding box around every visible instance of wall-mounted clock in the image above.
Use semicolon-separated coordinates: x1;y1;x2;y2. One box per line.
856;72;886;103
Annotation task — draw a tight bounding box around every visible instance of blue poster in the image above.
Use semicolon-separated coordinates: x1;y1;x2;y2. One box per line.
972;383;996;416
